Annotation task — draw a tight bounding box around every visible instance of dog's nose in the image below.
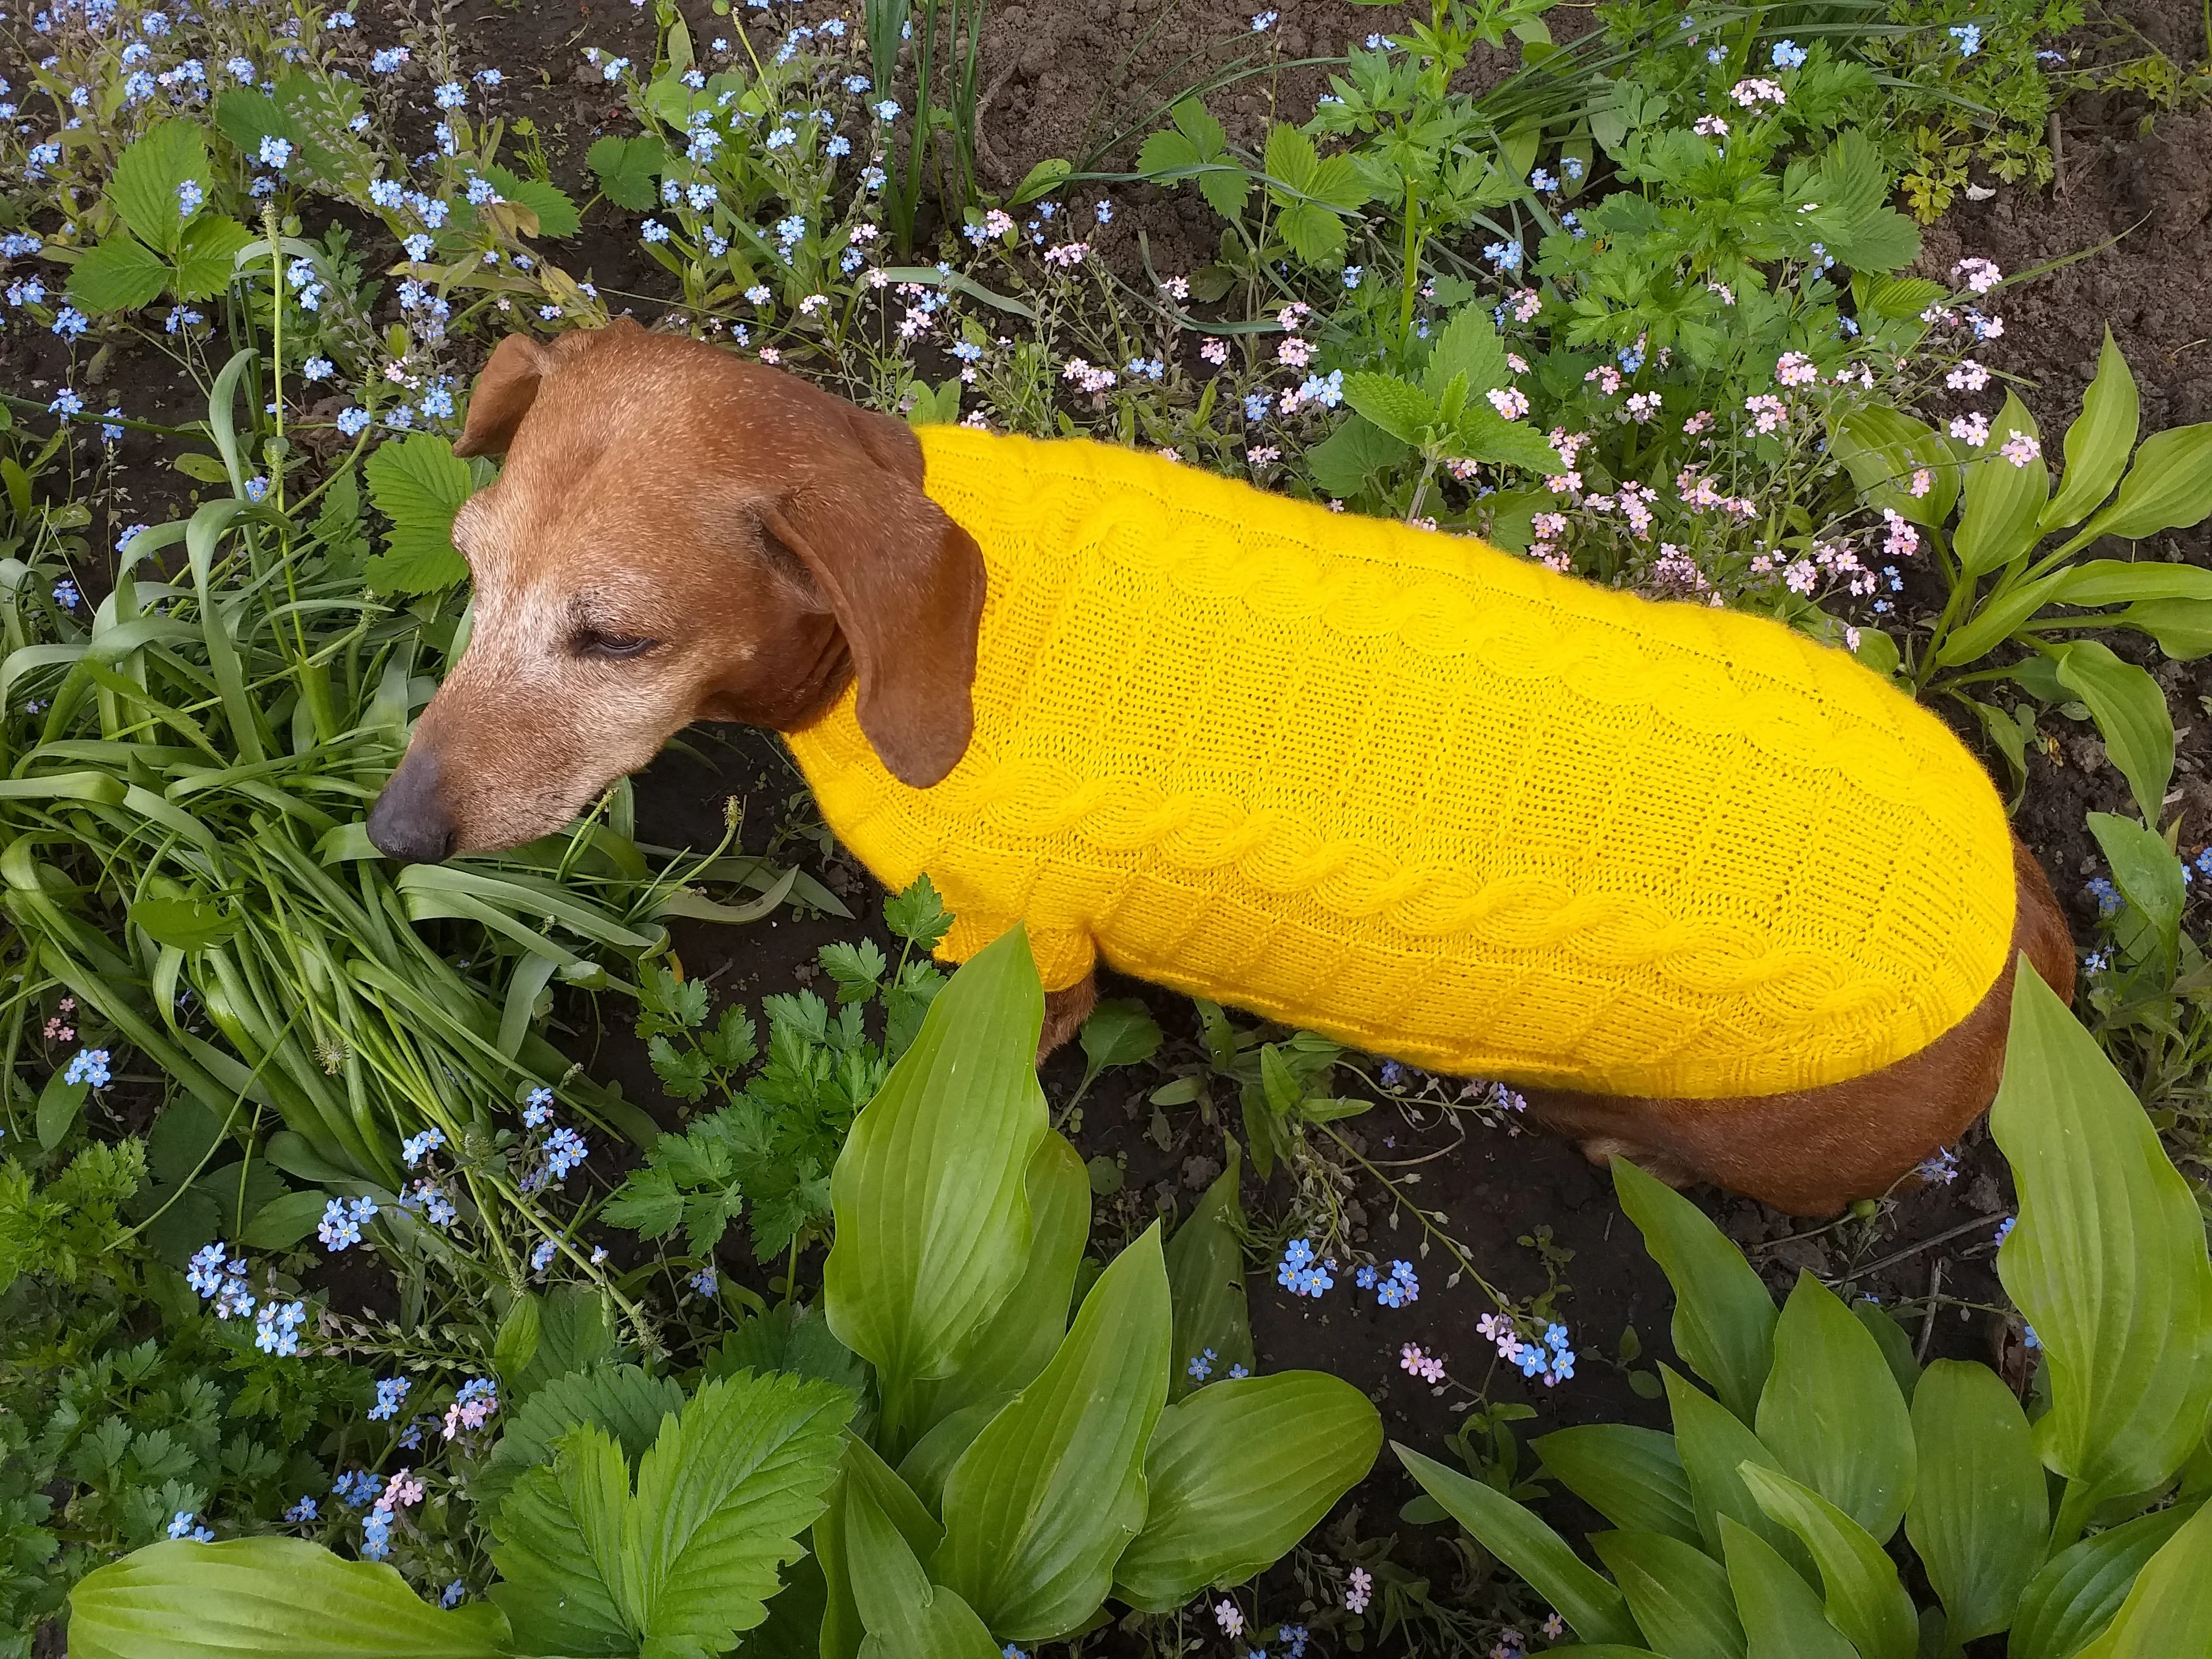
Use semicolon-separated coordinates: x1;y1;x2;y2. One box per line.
368;752;458;863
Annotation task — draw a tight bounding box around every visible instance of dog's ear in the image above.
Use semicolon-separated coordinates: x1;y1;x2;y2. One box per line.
758;407;985;788
453;334;553;459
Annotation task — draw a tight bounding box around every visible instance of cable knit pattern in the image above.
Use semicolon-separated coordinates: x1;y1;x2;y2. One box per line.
785;426;2017;1100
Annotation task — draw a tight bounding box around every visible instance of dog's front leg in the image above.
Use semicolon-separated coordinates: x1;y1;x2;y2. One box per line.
1039;973;1097;1062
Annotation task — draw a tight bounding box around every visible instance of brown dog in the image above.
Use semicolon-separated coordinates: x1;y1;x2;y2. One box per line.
368;320;2074;1214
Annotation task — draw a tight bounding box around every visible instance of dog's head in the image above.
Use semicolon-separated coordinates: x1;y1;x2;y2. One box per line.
365;319;985;861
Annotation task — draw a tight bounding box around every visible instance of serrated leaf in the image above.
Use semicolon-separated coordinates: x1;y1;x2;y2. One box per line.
489;1370;854;1656
480;165;580;240
1113;1373;1381;1612
1275;200;1347;265
1453;405;1564;472
1262;122;1319;196
170;214;256;302
932;1223;1171;1639
68;235;170;314
477;1363;685;1509
108;121;210;257
1992;965;2212;1518
1305;413;1411;498
1423;305;1509;402
586;134;667;212
363;433;474;595
1341;372;1435;446
68;1537;513;1658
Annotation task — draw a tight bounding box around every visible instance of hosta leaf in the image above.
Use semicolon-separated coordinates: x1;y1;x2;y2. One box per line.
1740;1463;1918;1659
824;928;1048;1454
1831;404;1956;529
1615;1160;1776;1424
1955;390;2049;578
2116;596;2212;660
1112;1372;1381;1611
2055;642;2174;826
2072;1499;2212;1658
1533;1425;1700;1545
844;1482;1000;1659
1590;1529;1746;1659
2066;422;2212;550
1755;1271;1914;1542
2042;328;2140;533
932;1223;1171;1640
1163;1141;1254;1403
1992;965;2212;1517
2009;1499;2202;1659
1394;1443;1642;1647
1906;1359;2046;1644
489;1370;854;1657
68;1537;512;1658
1719;1518;1856;1659
362;433;475;596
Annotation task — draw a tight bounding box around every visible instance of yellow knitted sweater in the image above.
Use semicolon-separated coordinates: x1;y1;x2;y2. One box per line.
786;426;2016;1100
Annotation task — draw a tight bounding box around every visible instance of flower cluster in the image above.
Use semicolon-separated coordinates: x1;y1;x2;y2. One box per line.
317;1194;377;1252
1353;1259;1420;1308
187;1240;258;1321
442;1376;499;1440
1276;1238;1336;1298
1399;1342;1446;1384
63;1047;111;1086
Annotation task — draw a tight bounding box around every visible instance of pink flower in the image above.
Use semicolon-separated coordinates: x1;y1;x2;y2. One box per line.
1909;467;1933;497
1347;1566;1373;1614
1945;358;1990;392
1198;337;1228;365
1775;352;1818;387
1487;386;1530;420
1949;410;1990;446
1626;391;1662;421
1693;114;1729;137
1784;558;1818;594
1040;241;1090;268
1953;256;2002;294
1249;445;1281;465
1583;364;1623;395
1881;507;1920;558
1707;281;1736;306
1214;1599;1243;1636
1744;393;1789;434
1505;351;1531;374
2000;429;2041;467
1511;287;1543;323
1730;77;1787;107
1276;336;1314;369
1545;470;1582;495
381;1470;425;1509
1683;409;1714;435
757;346;781;365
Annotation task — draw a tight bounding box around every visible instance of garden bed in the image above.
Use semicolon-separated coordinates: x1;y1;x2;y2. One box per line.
6;0;2212;1654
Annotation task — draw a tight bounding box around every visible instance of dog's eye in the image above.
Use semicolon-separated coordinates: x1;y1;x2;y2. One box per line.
573;630;657;660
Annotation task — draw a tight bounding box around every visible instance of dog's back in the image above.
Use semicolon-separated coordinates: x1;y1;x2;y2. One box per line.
786;426;2019;1102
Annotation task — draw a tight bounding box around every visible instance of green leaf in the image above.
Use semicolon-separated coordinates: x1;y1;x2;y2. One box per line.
108;121;210;255
129;895;236;951
1010;156;1073;208
2116;597;2212;660
68;1537;512;1657
1452;405;1566;473
171;215;256;302
492;1293;543;1391
485;1367;685;1500
2072;1499;2212;1658
481;166;582;240
2056;644;2174;826
1590;1529;1746;1659
2010;1499;2202;1659
816;1437;946;1659
906;1131;1088;1434
1615;1160;1777;1424
1274;199;1348;265
824;928;1048;1450
1262;121;1320;196
1393;1443;1643;1647
1718;1517;1857;1659
1905;1359;2047;1644
1114;1372;1379;1611
1424;306;1509;402
1739;1463;1920;1659
932;1223;1171;1640
489;1370;853;1656
2042;328;2140;533
1755;1271;1914;1542
240;1189;330;1250
1533;1425;1699;1545
1163;1141;1254;1403
1305;413;1411;498
1665;1369;1815;1582
586;133;667;212
1852;1300;1922;1403
2066;422;2212;549
68;235;171;315
1991;966;2212;1518
1955;391;2049;578
1830;404;1957;529
844;1482;1001;1659
2087;811;2184;962
363;434;474;595
1341;372;1435;446
1078;998;1161;1082
36;1066;92;1150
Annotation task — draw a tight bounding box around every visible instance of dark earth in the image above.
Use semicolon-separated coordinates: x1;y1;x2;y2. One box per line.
12;0;2212;1648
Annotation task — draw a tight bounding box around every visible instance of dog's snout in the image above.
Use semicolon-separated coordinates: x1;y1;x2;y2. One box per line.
368;751;459;864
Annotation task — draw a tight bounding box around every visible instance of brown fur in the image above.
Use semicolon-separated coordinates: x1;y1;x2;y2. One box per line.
370;320;2078;1215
